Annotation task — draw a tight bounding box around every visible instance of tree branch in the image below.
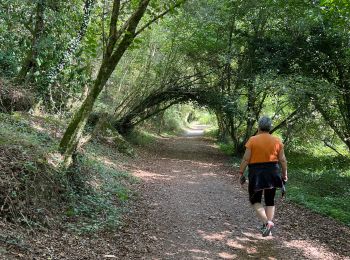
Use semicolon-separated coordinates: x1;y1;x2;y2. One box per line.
269;109;299;134
106;0;121;57
135;0;186;37
111;1;142;46
132;100;182;127
322;139;345;157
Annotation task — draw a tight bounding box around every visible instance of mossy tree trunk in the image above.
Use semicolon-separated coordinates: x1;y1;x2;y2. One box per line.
59;0;151;166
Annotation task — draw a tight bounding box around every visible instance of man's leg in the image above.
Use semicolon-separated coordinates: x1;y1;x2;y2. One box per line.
260;188;276;236
265;206;275;221
253;202;268;223
249;188;268;223
264;188;276;221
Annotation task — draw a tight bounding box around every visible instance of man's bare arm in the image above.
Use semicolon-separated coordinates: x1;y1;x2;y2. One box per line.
239;148;251;175
278;148;288;181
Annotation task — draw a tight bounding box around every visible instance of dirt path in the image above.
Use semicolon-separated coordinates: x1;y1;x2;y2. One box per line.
119;126;350;260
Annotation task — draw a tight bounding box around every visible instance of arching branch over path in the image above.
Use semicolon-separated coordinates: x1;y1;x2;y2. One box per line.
114;73;230;134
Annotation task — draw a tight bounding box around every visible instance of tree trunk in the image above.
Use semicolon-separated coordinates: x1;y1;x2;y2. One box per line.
216;111;229;143
59;72;107;166
244;83;256;142
16;1;45;83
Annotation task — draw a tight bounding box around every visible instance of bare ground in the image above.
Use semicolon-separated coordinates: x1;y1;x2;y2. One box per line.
1;126;350;259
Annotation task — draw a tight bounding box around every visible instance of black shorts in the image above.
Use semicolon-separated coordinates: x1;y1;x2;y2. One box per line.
249;187;276;206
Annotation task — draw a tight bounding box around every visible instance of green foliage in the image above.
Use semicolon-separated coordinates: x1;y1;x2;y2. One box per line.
203;126;218;137
163;109;185;133
0;51;17;77
0;0;95;108
126;129;156;146
152;105;189;134
287;151;350;225
193;109;217;125
218;142;235;156
320;0;350;26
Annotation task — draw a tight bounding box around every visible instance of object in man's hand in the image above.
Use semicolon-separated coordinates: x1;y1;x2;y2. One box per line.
239;175;246;185
281;180;286;198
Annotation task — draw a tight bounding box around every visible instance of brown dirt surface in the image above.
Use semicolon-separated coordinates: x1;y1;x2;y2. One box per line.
1;126;350;259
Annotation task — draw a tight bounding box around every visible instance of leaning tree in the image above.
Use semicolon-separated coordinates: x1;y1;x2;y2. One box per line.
59;0;186;166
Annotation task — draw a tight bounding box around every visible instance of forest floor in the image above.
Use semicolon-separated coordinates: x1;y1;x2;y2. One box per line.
1;125;350;259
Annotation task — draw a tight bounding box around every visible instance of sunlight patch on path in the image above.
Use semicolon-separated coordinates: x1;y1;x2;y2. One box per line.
283;240;349;260
133;169;175;181
183;124;209;137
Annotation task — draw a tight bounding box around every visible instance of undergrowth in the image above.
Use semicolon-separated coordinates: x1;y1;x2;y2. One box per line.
64;155;138;234
203;127;219;139
126;129;156;146
287;152;350;225
203;127;236;156
218;142;235;156
0;112;138;233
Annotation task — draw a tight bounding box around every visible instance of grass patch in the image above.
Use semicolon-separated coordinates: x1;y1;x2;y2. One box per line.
0;112;58;150
204;128;236;156
218;142;235;156
157;129;183;137
203;127;218;138
286;152;350;225
126;129;156;146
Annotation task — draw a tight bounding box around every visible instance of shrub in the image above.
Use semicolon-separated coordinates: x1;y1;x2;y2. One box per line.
0;79;34;113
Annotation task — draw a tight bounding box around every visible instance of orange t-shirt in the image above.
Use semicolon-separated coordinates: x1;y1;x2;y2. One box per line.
245;133;283;164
